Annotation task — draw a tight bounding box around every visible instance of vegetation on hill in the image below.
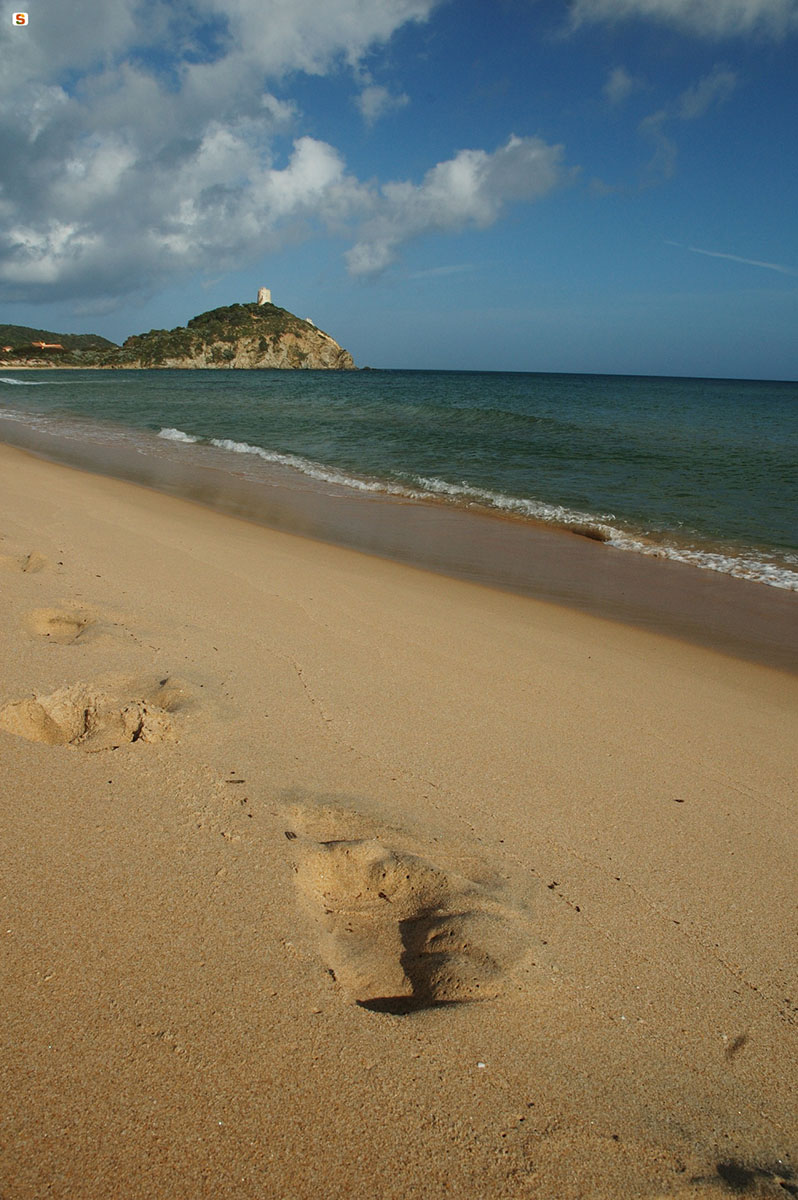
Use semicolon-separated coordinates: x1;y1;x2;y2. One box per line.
119;303;354;368
121;303;333;366
0;324;117;352
1;303;355;369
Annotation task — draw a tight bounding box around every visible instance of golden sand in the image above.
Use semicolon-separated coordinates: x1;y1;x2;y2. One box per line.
1;441;795;1198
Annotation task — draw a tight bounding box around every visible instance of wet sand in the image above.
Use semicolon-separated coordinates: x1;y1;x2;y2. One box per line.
1;415;796;672
1;440;796;1199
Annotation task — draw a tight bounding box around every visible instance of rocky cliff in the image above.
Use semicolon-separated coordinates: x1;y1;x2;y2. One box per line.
121;303;355;369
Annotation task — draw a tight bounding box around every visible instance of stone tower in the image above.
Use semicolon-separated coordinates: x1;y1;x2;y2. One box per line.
257;287;272;306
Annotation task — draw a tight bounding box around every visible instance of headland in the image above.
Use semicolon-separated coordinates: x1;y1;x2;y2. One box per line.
1;293;355;370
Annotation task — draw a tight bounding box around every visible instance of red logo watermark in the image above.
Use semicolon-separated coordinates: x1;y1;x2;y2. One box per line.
13;11;29;23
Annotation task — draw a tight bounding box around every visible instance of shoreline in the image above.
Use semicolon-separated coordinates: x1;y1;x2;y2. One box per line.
2;367;796;597
2;440;796;1198
3;363;797;383
1;424;796;673
1;363;359;371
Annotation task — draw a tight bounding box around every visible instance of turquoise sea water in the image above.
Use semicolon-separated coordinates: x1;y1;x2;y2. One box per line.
1;368;796;589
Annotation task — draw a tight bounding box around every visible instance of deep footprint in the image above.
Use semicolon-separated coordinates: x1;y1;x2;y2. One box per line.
295;836;531;1014
0;678;180;750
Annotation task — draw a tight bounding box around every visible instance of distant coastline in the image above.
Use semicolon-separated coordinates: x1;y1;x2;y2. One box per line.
2;363;358;371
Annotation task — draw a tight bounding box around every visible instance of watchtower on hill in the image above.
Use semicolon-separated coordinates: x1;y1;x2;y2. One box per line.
257;287;272;306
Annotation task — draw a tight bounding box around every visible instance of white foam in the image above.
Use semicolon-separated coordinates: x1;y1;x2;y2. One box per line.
606;531;798;591
414;474;616;535
411;474;798;587
152;430;798;593
0;376;46;385
208;437;411;495
158;427;200;443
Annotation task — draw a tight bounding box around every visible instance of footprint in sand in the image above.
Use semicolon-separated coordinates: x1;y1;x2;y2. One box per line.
0;676;187;751
291;813;535;1014
25;607;96;645
0;550;47;573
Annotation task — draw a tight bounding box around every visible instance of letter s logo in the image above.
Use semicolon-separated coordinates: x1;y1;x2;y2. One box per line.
13;12;29;24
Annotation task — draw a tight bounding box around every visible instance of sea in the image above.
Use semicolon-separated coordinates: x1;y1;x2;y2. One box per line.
1;367;797;593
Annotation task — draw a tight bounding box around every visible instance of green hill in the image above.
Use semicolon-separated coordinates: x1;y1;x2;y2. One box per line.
0;302;355;370
0;324;117;351
120;303;355;369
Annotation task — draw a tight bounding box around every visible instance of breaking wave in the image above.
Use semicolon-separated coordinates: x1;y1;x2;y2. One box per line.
157;428;798;591
158;427;200;443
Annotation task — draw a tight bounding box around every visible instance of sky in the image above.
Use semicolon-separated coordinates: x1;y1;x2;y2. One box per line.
1;0;797;377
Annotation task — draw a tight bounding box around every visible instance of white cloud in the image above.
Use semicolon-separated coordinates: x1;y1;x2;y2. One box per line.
0;222;102;286
346;136;572;277
638;110;678;179
3;0;440;90
677;66;737;117
200;0;441;77
638;66;737;179
0;0;573;302
56;137;137;209
0;0;575;303
0;0;455;301
263;138;349;215
356;84;410;125
603;66;642;104
570;0;798;37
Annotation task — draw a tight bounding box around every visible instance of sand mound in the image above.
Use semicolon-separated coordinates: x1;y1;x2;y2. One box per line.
295;834;531;1014
0;680;176;750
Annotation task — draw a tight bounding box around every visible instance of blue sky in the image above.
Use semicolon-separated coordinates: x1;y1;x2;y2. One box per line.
1;0;797;377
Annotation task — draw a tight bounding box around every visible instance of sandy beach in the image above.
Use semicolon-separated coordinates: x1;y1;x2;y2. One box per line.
1;439;796;1199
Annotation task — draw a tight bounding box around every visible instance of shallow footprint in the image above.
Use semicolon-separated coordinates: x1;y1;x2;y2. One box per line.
25;607;96;645
294;833;534;1014
0;550;47;573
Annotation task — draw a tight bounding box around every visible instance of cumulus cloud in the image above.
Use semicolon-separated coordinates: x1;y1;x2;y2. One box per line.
0;0;573;303
570;0;798;37
345;136;573;277
0;125;374;298
0;0;457;302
